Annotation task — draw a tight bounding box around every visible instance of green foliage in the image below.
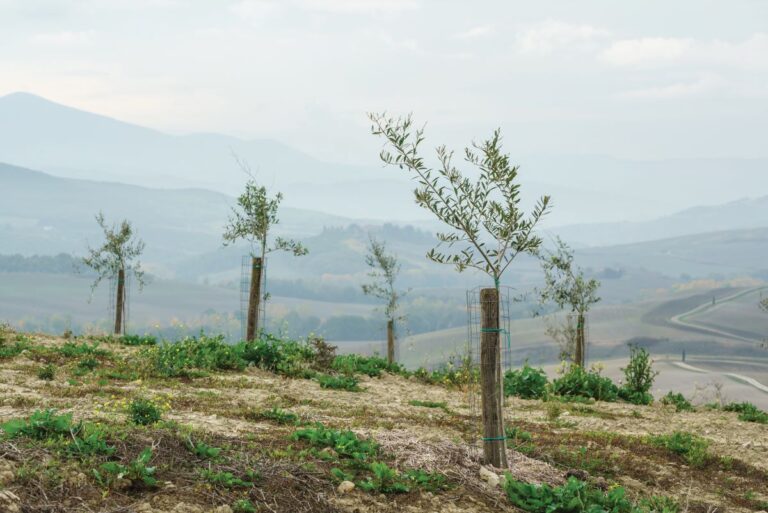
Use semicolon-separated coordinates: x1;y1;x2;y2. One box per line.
82;211;146;292
201;469;257;488
551;365;619;402
316;373;361;391
504;476;676;513
77;356;100;372
362;236;406;322
357;462;409;494
59;341;109;358
649;432;710;467
235;334;316;377
37;364;56;380
129;397;162;426
232;500;257;513
0;334;30;359
370;113;550;283
222;170;308;258
121;334;158;346
504;363;549;399
413;356;476;387
148;334;245;377
619;345;658;405
1;409;77;440
661;392;694;412
723;402;768;424
408;399;448;410
332;353;404;377
260;407;299;425
93;447;157;488
402;469;450;492
291;425;378;463
188;440;222;459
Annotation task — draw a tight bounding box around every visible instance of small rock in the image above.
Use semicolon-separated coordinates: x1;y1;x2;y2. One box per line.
337;480;355;494
164;480;176;489
479;466;500;488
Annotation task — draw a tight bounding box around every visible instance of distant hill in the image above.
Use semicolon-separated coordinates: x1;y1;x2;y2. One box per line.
552;195;768;247
0;162;352;274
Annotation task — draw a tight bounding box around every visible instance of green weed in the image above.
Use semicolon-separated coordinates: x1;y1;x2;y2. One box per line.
504;363;548;399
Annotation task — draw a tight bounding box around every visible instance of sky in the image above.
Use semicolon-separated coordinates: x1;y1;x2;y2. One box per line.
1;0;767;166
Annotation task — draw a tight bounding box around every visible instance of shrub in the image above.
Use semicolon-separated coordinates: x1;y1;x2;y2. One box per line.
649;432;710;467
551;365;619;402
77;356;100;372
413;356;476;388
332;354;404;377
129;397;162;426
661;392;694;412
291;425;378;462
619;345;658;405
37;364;56;381
723;402;768;424
316;373;361;391
504;476;676;513
504;363;548;399
234;334;316;376
59;341;109;358
148;334;245;377
357;462;409;493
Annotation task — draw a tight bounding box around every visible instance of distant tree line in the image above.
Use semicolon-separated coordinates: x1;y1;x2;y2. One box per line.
0;253;92;274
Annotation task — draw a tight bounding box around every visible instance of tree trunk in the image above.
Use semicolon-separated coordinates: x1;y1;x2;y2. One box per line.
246;257;263;341
114;268;125;335
575;313;585;367
480;287;507;468
386;319;395;364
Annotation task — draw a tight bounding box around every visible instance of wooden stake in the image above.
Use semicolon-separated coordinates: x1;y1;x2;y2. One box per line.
386;319;395;364
246;257;263;341
480;287;507;468
575;313;585;367
114;268;125;335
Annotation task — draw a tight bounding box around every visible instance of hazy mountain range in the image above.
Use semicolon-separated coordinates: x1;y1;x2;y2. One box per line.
2;91;767;225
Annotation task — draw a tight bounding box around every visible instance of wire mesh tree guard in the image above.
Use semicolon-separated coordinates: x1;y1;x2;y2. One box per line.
108;270;132;335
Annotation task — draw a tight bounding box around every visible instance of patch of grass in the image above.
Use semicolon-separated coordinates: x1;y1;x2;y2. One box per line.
59;341;109;358
120;334;158;346
201;468;258;488
316;373;361;391
649;431;711;467
661;391;694;412
331;354;404;377
147;334;245;377
291;425;378;462
409;399;448;411
232;499;257;513
188;440;222;459
723;402;768;424
412;356;476;388
357;462;409;493
37;364;56;381
504;363;548;399
260;406;299;425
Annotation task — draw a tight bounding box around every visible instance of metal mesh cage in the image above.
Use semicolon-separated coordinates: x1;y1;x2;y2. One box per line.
240;255;267;340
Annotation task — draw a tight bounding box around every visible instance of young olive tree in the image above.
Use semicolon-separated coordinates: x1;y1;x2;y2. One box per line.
82;212;146;335
362;236;407;364
370;112;551;468
537;238;600;367
223;170;307;341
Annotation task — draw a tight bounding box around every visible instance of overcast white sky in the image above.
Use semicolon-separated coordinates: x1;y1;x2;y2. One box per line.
1;0;767;164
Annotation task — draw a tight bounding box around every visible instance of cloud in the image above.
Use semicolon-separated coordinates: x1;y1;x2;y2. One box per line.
617;74;728;100
602;37;694;67
296;0;419;14
455;25;493;40
31;30;94;45
602;33;768;70
515;20;609;54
